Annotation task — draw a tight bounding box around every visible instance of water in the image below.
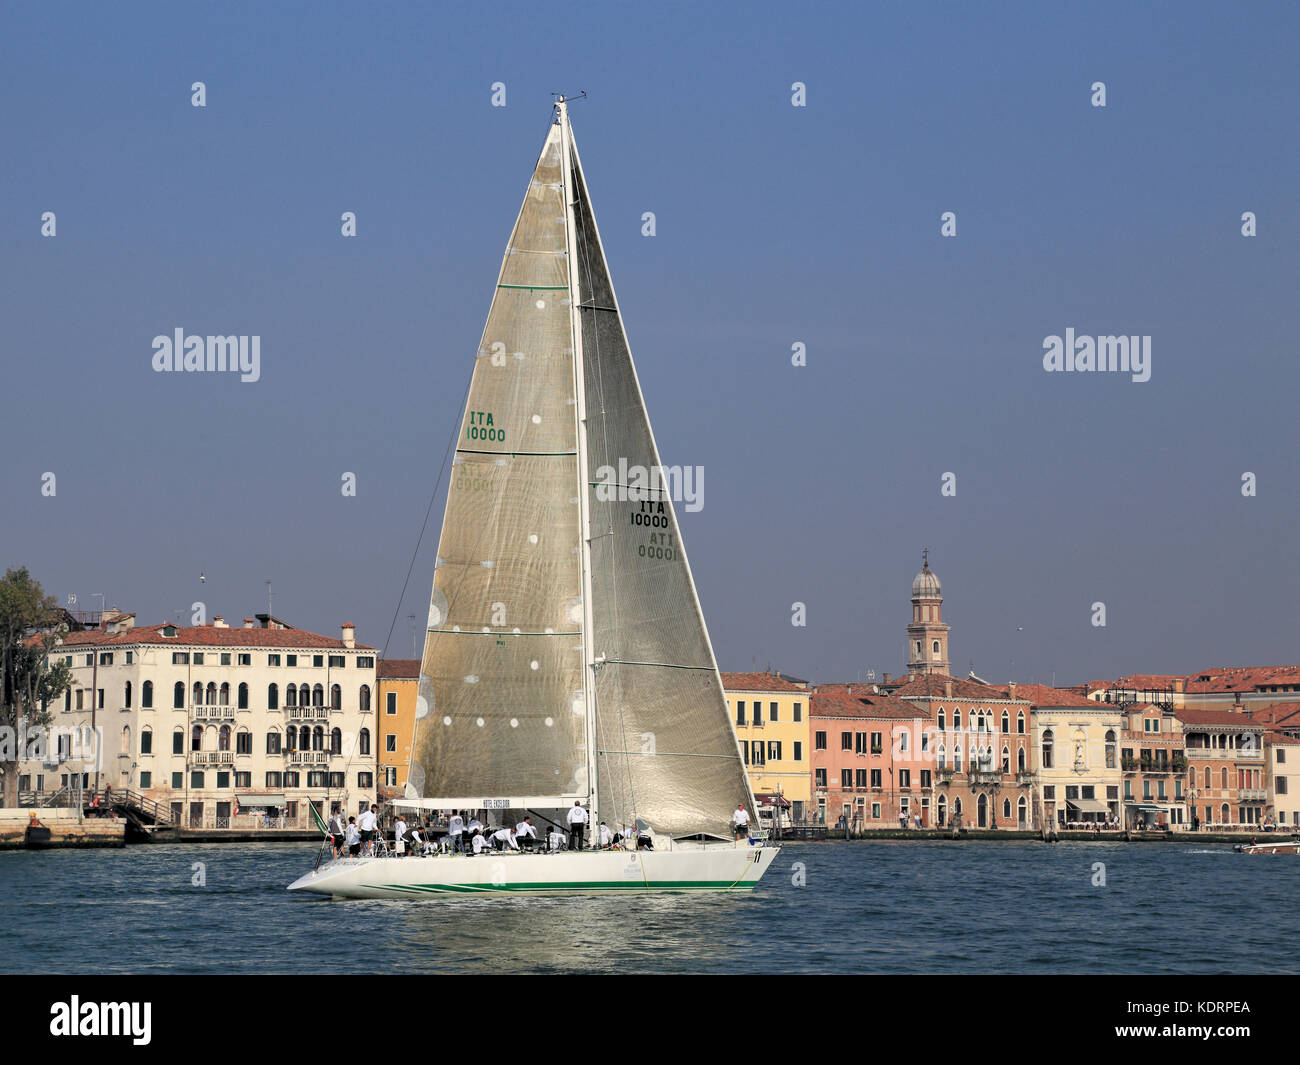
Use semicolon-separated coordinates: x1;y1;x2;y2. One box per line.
1;840;1295;973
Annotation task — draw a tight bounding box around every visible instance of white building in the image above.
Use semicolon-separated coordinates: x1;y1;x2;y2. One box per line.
18;611;377;827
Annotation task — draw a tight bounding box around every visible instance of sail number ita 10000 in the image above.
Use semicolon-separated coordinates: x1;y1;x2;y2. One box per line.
631;500;677;562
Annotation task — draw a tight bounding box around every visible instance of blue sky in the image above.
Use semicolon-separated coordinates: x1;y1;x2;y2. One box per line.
3;1;1298;685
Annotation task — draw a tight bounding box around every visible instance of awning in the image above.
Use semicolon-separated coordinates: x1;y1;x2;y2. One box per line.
755;793;792;808
1125;803;1165;813
1066;797;1110;814
237;794;285;808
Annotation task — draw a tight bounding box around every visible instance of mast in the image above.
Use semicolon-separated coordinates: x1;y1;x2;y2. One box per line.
559;97;600;829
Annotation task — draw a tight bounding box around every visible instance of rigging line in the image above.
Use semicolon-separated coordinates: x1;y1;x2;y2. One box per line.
381;371;473;662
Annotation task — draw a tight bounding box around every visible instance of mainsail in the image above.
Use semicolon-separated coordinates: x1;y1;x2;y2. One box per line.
411;101;755;835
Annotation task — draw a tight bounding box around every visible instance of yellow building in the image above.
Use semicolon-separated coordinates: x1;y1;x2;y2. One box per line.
721;671;812;824
1017;685;1124;828
377;659;419;800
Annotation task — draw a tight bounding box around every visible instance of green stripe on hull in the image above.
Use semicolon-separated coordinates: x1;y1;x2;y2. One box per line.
376;880;754;894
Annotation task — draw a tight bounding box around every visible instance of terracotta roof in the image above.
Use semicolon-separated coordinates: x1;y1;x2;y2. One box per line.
1247;703;1300;728
1003;683;1096;708
49;622;373;651
377;658;421;679
810;688;927;721
885;674;1025;702
1264;731;1300;746
1175;708;1264;730
1087;673;1185;692
720;671;807;692
1185;665;1300;693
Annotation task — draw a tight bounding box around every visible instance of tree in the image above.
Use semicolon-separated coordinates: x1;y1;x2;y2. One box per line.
0;568;73;806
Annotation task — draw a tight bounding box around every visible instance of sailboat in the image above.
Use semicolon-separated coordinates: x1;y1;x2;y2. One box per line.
289;97;778;898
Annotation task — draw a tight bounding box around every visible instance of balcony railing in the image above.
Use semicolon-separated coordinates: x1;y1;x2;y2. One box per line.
287;750;331;765
1184;747;1263;761
190;751;235;765
1015;771;1035;785
191;705;236;721
1240;788;1267;802
285;706;333;720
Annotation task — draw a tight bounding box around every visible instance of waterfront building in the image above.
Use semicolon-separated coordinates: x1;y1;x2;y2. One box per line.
376;658;419;800
1177;708;1267;829
722;671;811;824
17;611;378;827
1015;684;1123;828
807;686;929;828
1263;732;1300;828
1118;702;1187;829
876;556;1035;829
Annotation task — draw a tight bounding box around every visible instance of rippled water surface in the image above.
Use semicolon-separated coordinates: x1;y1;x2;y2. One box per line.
1;840;1295;973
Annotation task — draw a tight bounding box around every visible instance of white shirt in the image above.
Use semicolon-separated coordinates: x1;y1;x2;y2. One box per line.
732;808;750;827
449;814;465;835
471;833;488;853
515;820;538;839
358;809;377;831
394;819;407;841
598;824;613;846
492;828;519;850
548;830;565;850
467;818;483;832
567;805;589;825
346;824;360;846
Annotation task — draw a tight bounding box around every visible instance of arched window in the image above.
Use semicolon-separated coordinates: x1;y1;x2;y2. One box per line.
1220;803;1230;824
206;682;217;706
937;794;947;826
191;725;203;751
1001;746;1010;773
173;682;185;709
219;725;231;751
359;728;371;756
121;725;131;755
311;684;324;708
266;730;281;754
237;683;248;709
268;683;279;710
285;725;297;752
1104;729;1117;769
1017;710;1025;734
217;682;228;706
193;682;203;706
125;680;133;709
953;709;962;730
299;683;310;707
1003;798;1011;819
1001;710;1009;734
937;743;946;770
1041;729;1054;770
954;744;963;772
954;797;963;817
937;709;945;731
1017;796;1027;825
932;640;940;657
142;680;153;709
330;684;341;710
312;726;324;751
977;793;988;827
330;728;342;755
1203;767;1211;790
173;728;184;754
1018;747;1026;772
359;685;371;712
1221;767;1229;790
286;684;297;708
140;726;152;755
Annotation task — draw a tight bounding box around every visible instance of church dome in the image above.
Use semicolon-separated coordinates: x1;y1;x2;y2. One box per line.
912;562;941;598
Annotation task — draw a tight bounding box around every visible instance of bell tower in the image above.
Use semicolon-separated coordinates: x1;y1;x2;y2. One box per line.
907;548;950;677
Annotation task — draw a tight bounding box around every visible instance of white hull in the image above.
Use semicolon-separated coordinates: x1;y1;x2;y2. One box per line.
288;842;780;899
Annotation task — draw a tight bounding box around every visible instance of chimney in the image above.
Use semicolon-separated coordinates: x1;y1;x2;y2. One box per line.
944;679;953;698
872;684;879;694
882;673;891;685
847;685;853;695
1008;681;1017;699
213;616;227;628
243;618;256;629
341;623;356;649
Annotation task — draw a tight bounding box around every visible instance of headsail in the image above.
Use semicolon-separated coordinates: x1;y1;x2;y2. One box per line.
565;113;756;836
411;120;589;806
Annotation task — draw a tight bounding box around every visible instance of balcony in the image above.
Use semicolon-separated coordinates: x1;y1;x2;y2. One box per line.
1240;788;1267;802
287;750;331;765
1185;747;1263;762
285;706;333;720
1015;771;1035;786
191;705;236;722
190;751;234;765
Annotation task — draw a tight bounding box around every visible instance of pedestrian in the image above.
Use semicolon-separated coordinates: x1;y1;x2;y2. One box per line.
566;801;589;850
